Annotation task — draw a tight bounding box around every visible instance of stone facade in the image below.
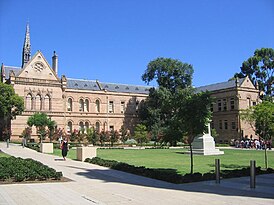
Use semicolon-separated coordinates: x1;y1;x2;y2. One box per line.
1;24;260;143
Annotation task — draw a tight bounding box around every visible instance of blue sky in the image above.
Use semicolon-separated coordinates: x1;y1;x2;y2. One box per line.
0;0;273;87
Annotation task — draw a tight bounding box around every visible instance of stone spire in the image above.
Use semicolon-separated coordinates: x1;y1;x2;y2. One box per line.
1;63;5;83
22;23;31;68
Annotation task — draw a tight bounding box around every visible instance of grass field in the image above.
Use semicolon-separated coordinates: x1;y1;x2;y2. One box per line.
0;151;9;158
53;148;274;174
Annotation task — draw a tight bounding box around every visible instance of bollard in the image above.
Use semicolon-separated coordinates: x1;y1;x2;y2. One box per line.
6;139;9;148
215;159;220;184
250;160;256;188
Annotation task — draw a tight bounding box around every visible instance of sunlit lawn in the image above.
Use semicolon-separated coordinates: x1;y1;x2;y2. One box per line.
53;148;274;174
0;151;9;158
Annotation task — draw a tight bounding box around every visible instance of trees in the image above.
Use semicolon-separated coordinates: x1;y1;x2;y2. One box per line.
86;127;98;145
27;112;56;143
236;48;274;98
140;57;212;174
134;124;148;146
0;82;24;140
120;125;130;144
241;101;274;169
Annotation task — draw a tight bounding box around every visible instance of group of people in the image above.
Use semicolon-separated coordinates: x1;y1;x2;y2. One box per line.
234;138;272;150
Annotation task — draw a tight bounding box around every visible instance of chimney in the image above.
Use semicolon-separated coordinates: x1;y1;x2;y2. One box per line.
52;51;58;75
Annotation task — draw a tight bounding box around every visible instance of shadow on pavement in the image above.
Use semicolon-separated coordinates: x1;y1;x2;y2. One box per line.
66;165;274;200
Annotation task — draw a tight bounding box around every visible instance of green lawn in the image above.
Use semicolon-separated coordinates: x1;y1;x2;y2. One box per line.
53;148;274;174
0;151;10;157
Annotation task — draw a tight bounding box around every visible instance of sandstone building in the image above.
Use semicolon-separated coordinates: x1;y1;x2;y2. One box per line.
1;24;259;143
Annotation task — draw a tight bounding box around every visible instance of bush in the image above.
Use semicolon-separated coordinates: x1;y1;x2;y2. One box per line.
86;157;274;184
0;156;63;182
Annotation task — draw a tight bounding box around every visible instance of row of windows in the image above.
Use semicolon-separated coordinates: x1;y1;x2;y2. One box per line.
67;98;140;114
25;94;51;111
211;120;237;130
212;98;235;112
66;121;114;134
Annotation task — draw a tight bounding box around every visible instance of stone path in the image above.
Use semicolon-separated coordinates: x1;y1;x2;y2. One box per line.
0;143;273;205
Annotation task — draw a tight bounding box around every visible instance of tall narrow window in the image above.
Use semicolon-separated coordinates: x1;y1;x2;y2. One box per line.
230;98;235;110
121;101;125;113
79;99;84;112
247;97;251;107
95;100;100;113
109;101;114;113
218;100;222;111
67;121;72;134
84;99;89;112
26;94;32;110
67;98;72;111
223;99;227;111
231;121;236;130
35;94;42;110
136;101;139;113
84;122;89;133
219;120;222;130
224;120;228;130
44;95;50;111
210;103;214;112
95;122;100;132
79;121;84;132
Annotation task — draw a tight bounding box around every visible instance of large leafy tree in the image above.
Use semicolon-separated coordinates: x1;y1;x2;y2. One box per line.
142;57;193;93
140;57;212;173
241;101;274;169
0;82;24;140
236;48;274;98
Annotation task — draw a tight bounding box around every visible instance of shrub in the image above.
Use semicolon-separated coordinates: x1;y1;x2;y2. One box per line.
0;156;63;182
86;157;274;184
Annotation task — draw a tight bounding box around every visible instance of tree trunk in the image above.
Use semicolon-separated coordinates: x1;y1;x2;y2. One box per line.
190;143;193;174
264;148;268;169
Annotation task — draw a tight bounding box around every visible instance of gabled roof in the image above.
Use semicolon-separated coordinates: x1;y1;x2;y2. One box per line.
3;66;21;79
196;78;245;92
67;78;151;94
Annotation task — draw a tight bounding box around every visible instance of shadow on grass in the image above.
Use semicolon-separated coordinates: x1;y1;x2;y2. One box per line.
208;163;249;169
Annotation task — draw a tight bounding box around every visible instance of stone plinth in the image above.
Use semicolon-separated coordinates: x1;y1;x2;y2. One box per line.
40;143;53;153
77;146;97;161
191;134;224;155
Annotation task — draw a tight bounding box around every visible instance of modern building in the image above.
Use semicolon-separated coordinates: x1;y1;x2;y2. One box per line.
1;24;260;143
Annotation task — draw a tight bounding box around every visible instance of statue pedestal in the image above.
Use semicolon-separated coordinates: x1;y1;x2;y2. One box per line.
190;134;224;155
77;146;97;161
40;143;53;154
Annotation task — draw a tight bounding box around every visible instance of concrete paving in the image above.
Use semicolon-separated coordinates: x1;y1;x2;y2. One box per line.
0;142;273;205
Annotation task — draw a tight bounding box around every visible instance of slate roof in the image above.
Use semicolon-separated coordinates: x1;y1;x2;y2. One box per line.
67;78;151;94
3;66;21;79
67;78;101;91
196;78;245;92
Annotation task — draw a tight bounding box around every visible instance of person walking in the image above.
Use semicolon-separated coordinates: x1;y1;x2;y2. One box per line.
60;137;68;160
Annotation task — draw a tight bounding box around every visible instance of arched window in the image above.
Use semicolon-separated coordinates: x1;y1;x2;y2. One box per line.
79;99;84;112
67;98;73;111
44;95;50;111
95;99;100;113
67;121;72;134
95;122;100;132
84;121;89;133
79;121;84;132
84;99;89;112
35;94;42;110
26;94;32;110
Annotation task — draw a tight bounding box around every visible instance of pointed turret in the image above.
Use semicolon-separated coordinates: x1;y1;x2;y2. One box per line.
1;63;5;83
22;23;31;68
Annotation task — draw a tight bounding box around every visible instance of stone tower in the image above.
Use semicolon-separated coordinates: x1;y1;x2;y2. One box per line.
22;23;31;68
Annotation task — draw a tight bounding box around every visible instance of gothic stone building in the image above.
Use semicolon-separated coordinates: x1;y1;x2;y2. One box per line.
1;24;259;143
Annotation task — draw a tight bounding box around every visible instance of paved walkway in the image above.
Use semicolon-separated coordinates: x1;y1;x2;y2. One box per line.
0;143;273;205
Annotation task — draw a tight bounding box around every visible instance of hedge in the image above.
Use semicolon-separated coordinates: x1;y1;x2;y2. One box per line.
0;156;62;182
85;157;274;184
